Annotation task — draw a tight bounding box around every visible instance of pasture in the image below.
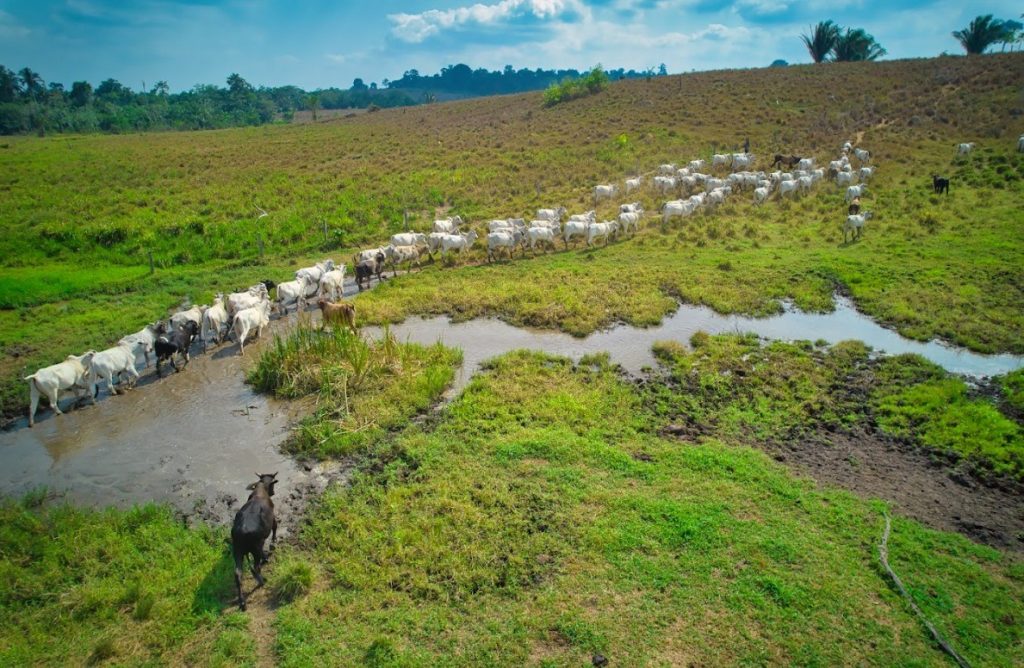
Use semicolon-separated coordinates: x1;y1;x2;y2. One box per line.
1;53;1024;665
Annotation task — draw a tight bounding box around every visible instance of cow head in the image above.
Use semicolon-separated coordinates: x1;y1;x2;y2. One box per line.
247;472;278;495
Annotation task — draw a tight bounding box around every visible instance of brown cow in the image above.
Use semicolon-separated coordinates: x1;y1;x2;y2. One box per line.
317;298;357;333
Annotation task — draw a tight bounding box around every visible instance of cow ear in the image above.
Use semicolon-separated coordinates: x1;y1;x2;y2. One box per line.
245;482;257;490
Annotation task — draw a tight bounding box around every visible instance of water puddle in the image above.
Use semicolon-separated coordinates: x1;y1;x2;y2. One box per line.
1;280;1020;525
368;295;1024;394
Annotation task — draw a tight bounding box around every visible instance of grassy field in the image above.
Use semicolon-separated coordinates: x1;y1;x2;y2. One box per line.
2;54;1023;419
4;346;1022;665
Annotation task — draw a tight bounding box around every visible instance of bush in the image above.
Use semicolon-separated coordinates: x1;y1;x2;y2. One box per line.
543;66;609;107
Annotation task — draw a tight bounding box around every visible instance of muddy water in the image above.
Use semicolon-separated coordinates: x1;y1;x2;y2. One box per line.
367;295;1024;394
1;283;1021;529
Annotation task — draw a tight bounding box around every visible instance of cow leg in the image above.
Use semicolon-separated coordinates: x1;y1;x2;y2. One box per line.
48;388;64;415
233;546;247;611
107;371;118;396
28;382;40;427
251;548;266;588
126;364;140;389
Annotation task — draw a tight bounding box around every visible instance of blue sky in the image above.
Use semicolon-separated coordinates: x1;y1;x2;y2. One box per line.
0;1;1018;91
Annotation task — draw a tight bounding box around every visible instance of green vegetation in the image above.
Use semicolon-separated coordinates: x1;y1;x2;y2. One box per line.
274;351;1023;665
1001;369;1024;417
800;21;886;62
249;324;461;459
2;54;1023;423
952;15;1021;55
649;334;1024;479
543;66;610;106
0;497;252;666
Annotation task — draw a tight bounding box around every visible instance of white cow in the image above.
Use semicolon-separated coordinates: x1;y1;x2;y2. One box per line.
201;294;229;349
845;184;868;202
732;153;754;170
486;230;523;261
619;202;642;214
25;352;96;427
170;305;207;334
625;176;642;194
778;179;800;198
536;207;567;222
797;157;814;171
1018;135;1024;153
853;148;870;163
618;211;642;235
654;175;676;193
843;211;873;242
711;154;731;169
274;276;312;315
296;260;336;297
437;230;478;259
753;186;770;205
526;225;558;253
586;221;617;247
858;166;874;182
226;283;269;319
956;142;975;156
426;231;448;256
562;220;590;248
836;171;859;187
389;233;426;248
594;184;617;201
89;341;144;397
119;322;161;368
689;159;706;171
798;175;814;193
658;163;677;175
662;199;695;224
432;215;463;234
842;141;853;154
567;210;596;224
355;246;391;264
318;267;346;301
233;301;271;356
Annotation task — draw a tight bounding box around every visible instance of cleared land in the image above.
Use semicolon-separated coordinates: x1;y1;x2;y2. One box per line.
2;54;1024;418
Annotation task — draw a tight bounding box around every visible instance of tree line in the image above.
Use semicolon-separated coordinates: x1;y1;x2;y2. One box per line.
0;62;666;136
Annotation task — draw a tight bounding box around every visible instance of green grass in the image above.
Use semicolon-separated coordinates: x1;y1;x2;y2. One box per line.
0;496;254;667
648;333;1024;480
269;350;1024;665
248;324;462;459
2;55;1023;420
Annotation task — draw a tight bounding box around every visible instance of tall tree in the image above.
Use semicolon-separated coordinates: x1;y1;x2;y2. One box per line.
0;65;18;102
832;28;887;61
69;81;92;107
953;15;1006;54
18;67;44;100
305;93;320;121
998;19;1022;51
800;21;840;63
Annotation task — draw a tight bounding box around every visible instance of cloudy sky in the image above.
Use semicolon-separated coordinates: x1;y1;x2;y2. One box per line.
0;0;1017;91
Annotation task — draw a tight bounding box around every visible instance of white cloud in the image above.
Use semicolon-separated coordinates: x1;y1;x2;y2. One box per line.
0;10;30;39
388;0;589;43
325;53;347;64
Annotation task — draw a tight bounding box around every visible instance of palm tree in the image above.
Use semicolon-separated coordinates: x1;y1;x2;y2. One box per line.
832;28;887;61
801;20;840;63
953;15;1006;54
18;67;44;100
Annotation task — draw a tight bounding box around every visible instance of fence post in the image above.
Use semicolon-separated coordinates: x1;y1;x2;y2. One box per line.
148;251;154;274
322;221;328;244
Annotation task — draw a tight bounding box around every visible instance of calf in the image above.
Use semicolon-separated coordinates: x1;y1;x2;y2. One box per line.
317;298;357;333
932;175;950;195
848;197;861;216
232;473;278;611
89;340;144;397
233;301;271;356
154;321;199;377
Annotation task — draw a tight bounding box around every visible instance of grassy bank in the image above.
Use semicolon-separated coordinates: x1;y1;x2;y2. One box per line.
648;334;1024;481
274;350;1023;665
248;324;461;459
2;54;1023;419
3;347;1022;664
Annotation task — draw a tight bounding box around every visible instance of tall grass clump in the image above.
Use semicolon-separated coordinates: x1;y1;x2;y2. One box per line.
249;325;461;459
543;66;609;106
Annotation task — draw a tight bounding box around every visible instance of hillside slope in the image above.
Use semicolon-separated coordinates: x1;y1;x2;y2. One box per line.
1;54;1023;418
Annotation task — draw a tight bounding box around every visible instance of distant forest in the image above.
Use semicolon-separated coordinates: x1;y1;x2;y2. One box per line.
0;62;666;135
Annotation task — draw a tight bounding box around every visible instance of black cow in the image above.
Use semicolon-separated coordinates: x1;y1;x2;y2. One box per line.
154;320;198;377
932;175;950;195
232;472;278;611
771;154;801;169
355;251;386;291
